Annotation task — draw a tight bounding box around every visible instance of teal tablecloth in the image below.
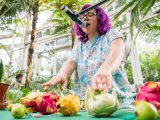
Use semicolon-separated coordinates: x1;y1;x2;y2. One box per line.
0;110;136;120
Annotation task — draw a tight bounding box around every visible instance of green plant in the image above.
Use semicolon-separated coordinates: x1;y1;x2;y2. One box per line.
124;48;160;83
50;0;96;34
7;89;23;104
140;48;160;82
29;76;50;90
20;87;30;97
0;59;3;83
3;63;25;84
0;43;12;83
114;0;160;38
125;61;133;84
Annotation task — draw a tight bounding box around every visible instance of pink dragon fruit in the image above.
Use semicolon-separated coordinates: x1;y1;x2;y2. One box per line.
36;92;59;114
136;81;160;109
20;92;41;108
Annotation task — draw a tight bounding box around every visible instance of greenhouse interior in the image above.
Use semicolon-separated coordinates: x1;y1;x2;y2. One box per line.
0;0;160;120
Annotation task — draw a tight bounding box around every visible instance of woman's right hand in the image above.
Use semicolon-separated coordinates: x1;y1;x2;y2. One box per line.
42;75;67;91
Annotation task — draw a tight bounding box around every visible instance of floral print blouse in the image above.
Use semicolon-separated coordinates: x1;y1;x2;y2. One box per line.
70;29;134;105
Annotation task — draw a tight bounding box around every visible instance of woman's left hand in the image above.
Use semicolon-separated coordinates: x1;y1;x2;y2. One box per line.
91;68;112;92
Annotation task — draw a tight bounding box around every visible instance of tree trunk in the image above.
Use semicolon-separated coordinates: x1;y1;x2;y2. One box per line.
25;5;39;88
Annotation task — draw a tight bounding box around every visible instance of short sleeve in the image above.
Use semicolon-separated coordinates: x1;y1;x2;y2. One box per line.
70;40;79;65
107;29;124;44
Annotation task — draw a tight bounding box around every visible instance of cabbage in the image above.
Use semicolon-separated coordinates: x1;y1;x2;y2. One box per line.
85;88;119;117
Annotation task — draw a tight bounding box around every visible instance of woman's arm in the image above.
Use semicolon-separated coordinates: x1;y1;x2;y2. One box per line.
99;38;125;72
43;58;76;90
57;58;77;79
91;38;125;92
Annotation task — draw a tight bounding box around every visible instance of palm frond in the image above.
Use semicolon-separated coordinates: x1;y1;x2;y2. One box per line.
141;0;155;18
140;23;160;36
53;23;71;34
49;0;90;34
0;43;11;58
113;0;136;21
114;0;159;39
130;1;142;38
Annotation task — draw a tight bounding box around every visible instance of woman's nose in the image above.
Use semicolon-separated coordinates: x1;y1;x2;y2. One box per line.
83;16;89;21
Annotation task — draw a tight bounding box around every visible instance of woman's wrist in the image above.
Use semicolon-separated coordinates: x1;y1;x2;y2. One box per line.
57;72;68;80
98;66;112;73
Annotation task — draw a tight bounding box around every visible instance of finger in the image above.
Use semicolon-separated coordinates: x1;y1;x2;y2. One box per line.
42;76;56;86
96;77;104;91
101;76;108;92
42;77;60;90
61;80;67;90
44;86;49;90
42;81;50;86
91;78;98;90
50;77;61;86
42;82;51;90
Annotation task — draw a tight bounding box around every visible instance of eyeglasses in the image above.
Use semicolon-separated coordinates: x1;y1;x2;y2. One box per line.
79;12;97;19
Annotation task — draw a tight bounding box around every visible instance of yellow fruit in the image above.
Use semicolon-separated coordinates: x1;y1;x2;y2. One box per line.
134;101;157;120
57;94;80;116
7;104;13;111
25;108;35;113
11;103;26;119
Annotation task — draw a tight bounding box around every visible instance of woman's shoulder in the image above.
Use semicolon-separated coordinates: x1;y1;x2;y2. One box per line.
103;28;124;42
106;28;122;36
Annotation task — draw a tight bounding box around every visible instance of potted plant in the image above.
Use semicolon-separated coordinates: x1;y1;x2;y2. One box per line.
0;59;9;110
0;43;10;109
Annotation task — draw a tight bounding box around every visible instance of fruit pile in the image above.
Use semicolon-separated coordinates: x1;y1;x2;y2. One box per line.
7;91;81;119
7;91;59;118
9;81;160;120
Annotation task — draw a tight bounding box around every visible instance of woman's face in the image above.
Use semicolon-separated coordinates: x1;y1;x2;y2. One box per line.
80;9;99;35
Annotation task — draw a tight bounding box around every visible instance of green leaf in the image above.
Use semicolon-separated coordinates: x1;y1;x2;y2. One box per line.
0;59;3;82
0;43;11;58
82;0;90;3
53;23;71;34
130;10;135;39
140;18;160;36
63;0;70;4
132;5;141;29
142;0;155;18
49;18;63;23
139;0;150;11
113;0;136;20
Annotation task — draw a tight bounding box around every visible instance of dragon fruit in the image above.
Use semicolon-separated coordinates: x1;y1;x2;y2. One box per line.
136;81;160;109
20;91;59;114
20;92;41;108
57;94;80;116
36;92;59;114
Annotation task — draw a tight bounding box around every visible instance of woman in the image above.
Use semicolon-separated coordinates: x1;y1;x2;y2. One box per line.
43;4;134;109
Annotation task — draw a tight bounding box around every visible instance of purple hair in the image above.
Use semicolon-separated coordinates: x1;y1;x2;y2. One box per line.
73;4;112;43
